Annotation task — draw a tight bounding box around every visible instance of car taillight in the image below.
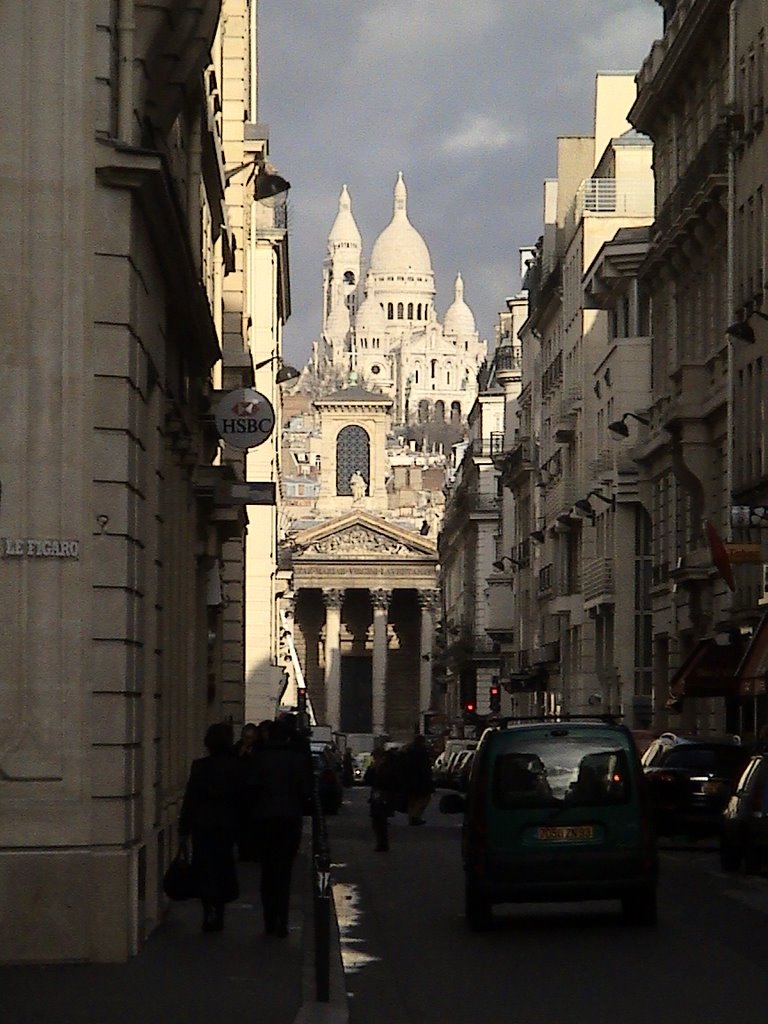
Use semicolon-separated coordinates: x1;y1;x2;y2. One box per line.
654;772;677;785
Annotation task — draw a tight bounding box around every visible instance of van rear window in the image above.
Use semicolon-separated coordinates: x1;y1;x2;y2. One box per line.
491;732;633;810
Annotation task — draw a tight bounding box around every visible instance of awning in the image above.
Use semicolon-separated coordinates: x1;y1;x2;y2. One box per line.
667;635;745;703
735;612;768;697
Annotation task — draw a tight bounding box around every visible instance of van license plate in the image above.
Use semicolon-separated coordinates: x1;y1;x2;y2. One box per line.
537;825;593;841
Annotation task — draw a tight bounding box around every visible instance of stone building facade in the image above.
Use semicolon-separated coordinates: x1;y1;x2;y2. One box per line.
0;1;288;962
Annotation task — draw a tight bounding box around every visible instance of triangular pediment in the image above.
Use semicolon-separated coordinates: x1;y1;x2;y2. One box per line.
293;511;436;560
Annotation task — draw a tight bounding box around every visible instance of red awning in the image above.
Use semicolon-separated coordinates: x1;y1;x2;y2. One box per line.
736;612;768;697
668;636;745;702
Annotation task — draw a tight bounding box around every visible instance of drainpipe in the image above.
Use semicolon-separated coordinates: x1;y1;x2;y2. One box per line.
726;1;738;542
117;0;136;143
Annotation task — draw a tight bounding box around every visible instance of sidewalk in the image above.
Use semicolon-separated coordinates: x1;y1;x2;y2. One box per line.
1;829;349;1024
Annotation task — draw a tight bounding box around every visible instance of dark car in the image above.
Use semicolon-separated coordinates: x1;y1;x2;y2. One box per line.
720;753;768;873
312;746;343;815
440;719;658;929
643;739;749;838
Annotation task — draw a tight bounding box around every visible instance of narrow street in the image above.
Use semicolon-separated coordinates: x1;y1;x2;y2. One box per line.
329;788;768;1024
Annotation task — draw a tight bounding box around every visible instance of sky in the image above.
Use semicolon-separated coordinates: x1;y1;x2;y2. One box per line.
256;1;663;367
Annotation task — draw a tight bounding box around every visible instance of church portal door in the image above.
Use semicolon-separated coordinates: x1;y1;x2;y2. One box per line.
340;655;373;733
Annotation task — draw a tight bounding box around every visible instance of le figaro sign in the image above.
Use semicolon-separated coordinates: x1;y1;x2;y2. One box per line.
3;538;80;559
214;388;275;450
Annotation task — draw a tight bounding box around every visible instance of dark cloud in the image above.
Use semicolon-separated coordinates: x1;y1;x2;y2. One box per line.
258;1;662;363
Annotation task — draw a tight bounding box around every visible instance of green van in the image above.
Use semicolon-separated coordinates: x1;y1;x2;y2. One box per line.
441;719;658;929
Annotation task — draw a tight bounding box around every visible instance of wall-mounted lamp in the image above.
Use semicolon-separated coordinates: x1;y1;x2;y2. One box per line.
529;529;546;544
253;353;301;385
492;555;523;571
725;308;768;344
225;158;291;203
607;411;650;437
574;489;615;516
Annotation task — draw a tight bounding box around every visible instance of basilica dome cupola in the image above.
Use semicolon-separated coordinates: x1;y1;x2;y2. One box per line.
355;273;387;336
443;272;477;336
328;184;362;251
369;173;433;276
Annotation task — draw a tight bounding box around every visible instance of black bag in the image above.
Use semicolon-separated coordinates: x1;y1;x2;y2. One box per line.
163;842;198;901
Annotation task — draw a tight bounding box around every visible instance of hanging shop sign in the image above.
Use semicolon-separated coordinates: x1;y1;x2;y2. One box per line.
731;505;768;528
2;538;80;559
214;388;275;449
724;543;763;564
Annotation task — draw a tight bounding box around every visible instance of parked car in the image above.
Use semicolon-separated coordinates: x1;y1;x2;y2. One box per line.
448;749;474;790
440;718;658;929
455;750;475;792
643;737;749;838
312;746;344;815
352;751;373;785
720;753;768;873
432;750;452;787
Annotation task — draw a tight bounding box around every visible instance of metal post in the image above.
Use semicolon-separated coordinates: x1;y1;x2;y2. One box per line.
311;780;331;1002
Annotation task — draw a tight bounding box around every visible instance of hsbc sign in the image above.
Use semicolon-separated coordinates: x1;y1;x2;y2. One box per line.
214;388;275;449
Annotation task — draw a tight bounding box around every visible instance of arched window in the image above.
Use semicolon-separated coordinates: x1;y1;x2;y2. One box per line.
446;368;451;385
336;425;370;495
387;303;394;320
431;359;437;379
434;400;445;422
414;367;420;383
424;303;429;319
418;399;430;424
407;302;414;319
450;401;461;424
417;303;422;320
397;302;404;319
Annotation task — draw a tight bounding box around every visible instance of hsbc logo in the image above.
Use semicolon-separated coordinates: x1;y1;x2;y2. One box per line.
214;388;276;450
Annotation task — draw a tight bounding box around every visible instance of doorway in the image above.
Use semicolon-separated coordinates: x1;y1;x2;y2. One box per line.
340;655;373;733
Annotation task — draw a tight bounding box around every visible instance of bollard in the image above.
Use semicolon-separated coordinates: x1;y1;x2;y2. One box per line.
312;782;331;1002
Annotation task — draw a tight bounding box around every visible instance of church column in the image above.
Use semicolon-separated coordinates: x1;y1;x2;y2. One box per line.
418;590;438;718
370;588;391;736
323;589;344;732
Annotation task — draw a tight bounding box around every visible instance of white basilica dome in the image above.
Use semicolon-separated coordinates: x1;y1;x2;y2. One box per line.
369;173;432;275
443;273;476;335
356;284;387;335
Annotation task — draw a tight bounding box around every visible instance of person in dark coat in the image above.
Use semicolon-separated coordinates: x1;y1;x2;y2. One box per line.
248;717;314;937
364;747;395;851
178;722;241;933
234;722;262;861
400;734;434;825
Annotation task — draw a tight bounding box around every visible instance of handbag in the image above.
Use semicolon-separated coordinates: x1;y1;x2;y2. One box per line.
163;841;198;901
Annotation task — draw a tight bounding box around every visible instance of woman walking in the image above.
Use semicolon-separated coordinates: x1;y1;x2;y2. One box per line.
178;722;241;933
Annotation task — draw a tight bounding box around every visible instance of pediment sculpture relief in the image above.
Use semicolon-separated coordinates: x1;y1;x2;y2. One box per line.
304;526;413;557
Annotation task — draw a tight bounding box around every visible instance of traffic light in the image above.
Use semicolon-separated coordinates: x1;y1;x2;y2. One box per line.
463;699;476;717
489;683;501;714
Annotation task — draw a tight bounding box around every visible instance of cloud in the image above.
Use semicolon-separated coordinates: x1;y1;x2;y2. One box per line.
442;115;519;155
257;1;663;364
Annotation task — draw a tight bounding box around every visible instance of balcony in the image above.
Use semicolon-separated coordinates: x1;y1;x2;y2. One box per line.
564;178;654;238
653;122;728;241
495;345;522;377
583;557;615;607
496;435;537;490
467;433;505;459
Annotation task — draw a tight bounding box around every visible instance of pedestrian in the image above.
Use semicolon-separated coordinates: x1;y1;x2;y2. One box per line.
178;721;241;933
364;747;395;851
400;733;434;825
342;748;354;787
248;717;314;937
234;722;261;861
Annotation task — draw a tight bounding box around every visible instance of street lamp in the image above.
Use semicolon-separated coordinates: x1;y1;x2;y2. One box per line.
225;157;291;203
607;411;650;437
574;489;615;516
253;353;301;385
492;555;523;571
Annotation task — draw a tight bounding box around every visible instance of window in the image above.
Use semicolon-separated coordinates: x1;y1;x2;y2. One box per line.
370;364;381;375
336;425;370;495
387;303;394;320
397;302;404;319
407;302;414;319
417;303;422;319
